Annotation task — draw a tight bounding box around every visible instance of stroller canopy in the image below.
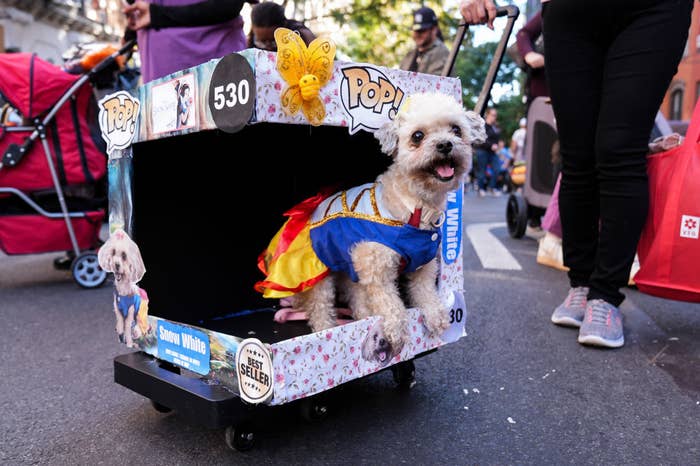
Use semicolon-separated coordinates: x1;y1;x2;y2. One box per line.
0;53;82;119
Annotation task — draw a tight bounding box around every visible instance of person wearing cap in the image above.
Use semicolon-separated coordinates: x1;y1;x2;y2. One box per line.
399;6;451;76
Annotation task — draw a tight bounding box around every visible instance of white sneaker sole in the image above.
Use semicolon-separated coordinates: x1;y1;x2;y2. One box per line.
577;334;624;348
551;314;582;328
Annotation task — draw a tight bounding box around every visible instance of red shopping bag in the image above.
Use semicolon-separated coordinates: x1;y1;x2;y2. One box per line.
635;99;700;302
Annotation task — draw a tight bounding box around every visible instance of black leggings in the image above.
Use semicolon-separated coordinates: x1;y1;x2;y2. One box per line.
542;0;693;306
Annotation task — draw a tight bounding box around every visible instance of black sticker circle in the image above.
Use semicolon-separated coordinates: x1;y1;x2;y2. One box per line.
208;53;256;134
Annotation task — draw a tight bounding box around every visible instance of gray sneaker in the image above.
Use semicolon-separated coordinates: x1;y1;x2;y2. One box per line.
551;286;589;328
578;299;624;348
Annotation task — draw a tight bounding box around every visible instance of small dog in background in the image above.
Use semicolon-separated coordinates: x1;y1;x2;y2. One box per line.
361;319;400;367
257;92;485;351
98;228;150;347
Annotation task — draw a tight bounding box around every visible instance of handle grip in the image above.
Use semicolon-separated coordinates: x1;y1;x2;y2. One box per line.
90;39;137;76
442;5;521;116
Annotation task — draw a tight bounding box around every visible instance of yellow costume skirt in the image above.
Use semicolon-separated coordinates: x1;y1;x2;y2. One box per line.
255;192;329;298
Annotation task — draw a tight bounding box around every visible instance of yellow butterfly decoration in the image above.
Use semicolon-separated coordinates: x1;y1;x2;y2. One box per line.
274;28;336;126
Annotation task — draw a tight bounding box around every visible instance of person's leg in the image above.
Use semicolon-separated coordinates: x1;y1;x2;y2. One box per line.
475;149;489;192
543;1;604;290
487;152;501;192
588;0;692;306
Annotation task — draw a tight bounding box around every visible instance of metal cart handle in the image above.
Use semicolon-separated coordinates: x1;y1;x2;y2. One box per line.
442;5;520;116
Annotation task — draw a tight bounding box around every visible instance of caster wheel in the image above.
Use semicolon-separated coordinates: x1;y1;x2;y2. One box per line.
225;424;255;452
150;400;172;413
506;193;528;239
299;396;329;422
71;252;107;289
391;360;416;389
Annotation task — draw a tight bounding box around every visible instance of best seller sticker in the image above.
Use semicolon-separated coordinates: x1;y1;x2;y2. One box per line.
98;91;140;157
235;338;274;404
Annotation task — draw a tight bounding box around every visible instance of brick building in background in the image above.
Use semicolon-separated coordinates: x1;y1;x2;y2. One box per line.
660;6;700;129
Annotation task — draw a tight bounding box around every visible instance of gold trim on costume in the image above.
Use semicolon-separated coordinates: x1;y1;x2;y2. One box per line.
310;183;404;228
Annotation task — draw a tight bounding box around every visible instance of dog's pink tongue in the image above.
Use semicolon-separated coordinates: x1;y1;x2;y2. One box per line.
379;351;387;362
437;164;454;178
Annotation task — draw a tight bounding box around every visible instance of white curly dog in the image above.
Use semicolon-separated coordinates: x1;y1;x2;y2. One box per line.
262;92;485;351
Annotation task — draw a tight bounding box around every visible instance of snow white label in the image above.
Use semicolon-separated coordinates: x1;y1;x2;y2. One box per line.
441;188;463;264
156;320;211;375
236;338;274;404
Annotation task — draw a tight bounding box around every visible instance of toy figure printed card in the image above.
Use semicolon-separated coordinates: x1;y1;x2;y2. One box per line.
150;73;196;134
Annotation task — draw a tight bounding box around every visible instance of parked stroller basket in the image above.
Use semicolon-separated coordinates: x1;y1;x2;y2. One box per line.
506;96;558;238
0;40;135;287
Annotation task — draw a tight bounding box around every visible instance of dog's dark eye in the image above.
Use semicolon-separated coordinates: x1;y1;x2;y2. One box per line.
111;249;115;256
121;252;127;261
451;125;462;137
411;131;424;144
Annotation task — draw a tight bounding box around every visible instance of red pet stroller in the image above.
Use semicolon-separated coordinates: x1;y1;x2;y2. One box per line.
0;44;133;287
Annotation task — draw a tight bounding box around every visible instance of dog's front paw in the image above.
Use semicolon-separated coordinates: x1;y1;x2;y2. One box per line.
422;307;450;336
382;321;407;356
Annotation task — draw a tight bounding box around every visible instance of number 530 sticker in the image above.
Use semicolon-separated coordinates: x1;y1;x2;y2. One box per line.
441;291;467;343
208;53;256;133
212;81;250;111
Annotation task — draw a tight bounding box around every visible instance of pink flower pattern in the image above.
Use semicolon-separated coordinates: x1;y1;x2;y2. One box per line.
267;305;464;406
250;49;461;129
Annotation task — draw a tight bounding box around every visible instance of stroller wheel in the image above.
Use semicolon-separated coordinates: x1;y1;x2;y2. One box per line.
506;193;528;239
71;252;108;288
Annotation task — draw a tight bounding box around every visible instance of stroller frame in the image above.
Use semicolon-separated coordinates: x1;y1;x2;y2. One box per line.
0;40;135;287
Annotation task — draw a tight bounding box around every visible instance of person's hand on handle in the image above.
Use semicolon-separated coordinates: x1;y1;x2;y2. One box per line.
123;1;152;31
459;0;498;30
524;51;545;69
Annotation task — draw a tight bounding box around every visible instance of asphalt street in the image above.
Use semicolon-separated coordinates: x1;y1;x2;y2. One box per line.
1;191;699;465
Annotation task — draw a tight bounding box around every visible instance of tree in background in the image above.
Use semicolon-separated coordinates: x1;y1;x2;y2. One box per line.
328;0;525;142
329;0;460;69
453;40;524;142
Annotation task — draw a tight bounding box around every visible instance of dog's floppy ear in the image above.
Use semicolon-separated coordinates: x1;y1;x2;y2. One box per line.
374;118;399;157
97;237;114;272
464;110;487;145
126;237;146;283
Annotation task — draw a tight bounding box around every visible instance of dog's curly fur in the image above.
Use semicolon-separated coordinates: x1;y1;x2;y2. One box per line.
98;229;148;348
294;92;485;349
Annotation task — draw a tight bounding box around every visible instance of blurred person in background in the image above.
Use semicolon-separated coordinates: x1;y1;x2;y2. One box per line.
123;0;253;83
399;6;450;76
247;1;316;51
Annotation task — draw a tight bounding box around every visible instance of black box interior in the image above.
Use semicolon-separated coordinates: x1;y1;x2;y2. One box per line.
132;123;390;326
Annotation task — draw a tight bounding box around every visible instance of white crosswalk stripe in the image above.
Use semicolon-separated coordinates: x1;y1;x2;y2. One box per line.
465;222;522;270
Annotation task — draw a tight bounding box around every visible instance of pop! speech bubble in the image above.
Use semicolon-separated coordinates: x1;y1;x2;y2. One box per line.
339;65;405;135
98;91;140;156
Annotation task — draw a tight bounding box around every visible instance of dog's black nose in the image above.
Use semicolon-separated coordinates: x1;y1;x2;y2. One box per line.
378;338;387;348
436;141;453;155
